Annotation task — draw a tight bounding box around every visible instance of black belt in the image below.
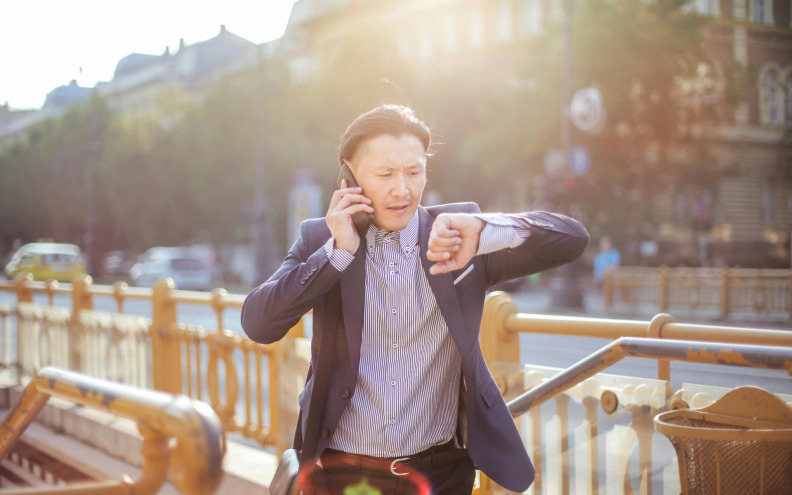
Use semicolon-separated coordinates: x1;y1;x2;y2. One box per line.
322;440;469;476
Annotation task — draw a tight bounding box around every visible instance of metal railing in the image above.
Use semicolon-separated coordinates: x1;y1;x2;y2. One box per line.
0;366;225;494
0;274;308;454
507;337;792;415
478;291;792;495
603;266;792;319
4;276;792;494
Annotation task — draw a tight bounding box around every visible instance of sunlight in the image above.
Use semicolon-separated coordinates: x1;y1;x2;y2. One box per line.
0;0;296;109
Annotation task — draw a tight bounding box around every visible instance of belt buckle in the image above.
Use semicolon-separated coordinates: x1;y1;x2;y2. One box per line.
389;457;411;476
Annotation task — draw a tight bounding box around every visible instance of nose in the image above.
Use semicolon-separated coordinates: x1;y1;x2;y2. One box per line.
390;175;409;197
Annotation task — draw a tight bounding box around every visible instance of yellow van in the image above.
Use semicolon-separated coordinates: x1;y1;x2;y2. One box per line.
4;243;86;282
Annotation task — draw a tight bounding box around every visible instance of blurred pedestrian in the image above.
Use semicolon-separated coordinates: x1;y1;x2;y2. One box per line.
593;236;621;288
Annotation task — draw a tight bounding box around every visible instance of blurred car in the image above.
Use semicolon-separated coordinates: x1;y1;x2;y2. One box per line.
129;247;213;291
3;243;86;282
102;250;137;276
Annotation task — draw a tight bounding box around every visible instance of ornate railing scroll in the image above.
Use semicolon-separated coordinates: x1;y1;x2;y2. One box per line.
167;321;310;452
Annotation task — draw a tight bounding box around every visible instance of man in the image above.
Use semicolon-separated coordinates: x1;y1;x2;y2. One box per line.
242;104;589;494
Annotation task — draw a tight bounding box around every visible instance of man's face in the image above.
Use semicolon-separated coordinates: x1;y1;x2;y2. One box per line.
347;133;427;232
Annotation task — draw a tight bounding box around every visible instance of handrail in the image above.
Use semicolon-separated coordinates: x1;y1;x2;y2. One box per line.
507;337;792;417
505;312;792;346
0;367;225;495
480;291;792;384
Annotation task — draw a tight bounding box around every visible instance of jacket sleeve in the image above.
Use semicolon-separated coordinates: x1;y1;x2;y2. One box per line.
481;211;590;288
241;220;344;344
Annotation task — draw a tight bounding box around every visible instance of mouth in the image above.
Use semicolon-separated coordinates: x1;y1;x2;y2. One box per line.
386;204;411;214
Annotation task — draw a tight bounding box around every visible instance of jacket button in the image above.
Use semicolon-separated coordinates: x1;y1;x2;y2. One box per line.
321;429;330;439
341;389;351;399
311;264;318;272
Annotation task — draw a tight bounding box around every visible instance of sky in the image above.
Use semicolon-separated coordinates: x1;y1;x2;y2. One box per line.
1;0;298;110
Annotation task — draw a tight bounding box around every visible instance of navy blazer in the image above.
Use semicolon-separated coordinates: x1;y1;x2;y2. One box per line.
242;203;589;492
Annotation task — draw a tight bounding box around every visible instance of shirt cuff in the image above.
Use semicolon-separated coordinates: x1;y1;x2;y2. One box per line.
323;237;355;272
474;214;531;255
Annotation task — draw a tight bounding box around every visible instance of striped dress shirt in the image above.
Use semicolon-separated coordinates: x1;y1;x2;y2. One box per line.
322;210;529;457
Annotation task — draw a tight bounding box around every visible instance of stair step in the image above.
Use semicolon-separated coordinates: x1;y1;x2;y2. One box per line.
0;455;46;487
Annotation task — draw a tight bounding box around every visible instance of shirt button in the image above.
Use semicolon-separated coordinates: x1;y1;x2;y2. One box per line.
390;419;395;425
389;270;395;275
392;342;397;349
341;389;351;399
391;381;396;386
391;309;397;314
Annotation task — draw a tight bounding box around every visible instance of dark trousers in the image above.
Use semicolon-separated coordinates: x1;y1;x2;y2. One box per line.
296;447;476;495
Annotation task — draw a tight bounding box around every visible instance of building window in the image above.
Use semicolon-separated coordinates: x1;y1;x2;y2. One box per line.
750;0;774;24
693;0;720;16
522;0;542;35
443;14;458;55
497;0;513;42
675;191;690;226
397;25;411;59
288;56;316;85
759;65;783;126
762;180;777;226
418;21;434;61
470;3;485;49
786;71;792;127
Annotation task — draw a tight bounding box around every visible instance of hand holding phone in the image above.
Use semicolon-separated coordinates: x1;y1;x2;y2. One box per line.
326;163;374;253
336;163;372;237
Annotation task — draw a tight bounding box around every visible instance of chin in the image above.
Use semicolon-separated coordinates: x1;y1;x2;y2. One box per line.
375;218;407;232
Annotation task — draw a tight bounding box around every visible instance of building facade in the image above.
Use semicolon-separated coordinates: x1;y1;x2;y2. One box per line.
0;26;257;147
276;0;792;267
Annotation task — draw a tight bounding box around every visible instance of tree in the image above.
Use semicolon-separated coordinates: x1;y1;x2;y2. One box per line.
430;0;723;250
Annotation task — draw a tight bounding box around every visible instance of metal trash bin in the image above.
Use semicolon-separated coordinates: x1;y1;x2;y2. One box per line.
655;386;792;495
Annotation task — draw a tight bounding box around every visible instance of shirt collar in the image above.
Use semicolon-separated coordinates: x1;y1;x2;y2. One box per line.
365;210;419;256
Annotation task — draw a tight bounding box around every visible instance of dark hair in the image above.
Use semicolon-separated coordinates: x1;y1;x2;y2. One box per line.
338;104;432;165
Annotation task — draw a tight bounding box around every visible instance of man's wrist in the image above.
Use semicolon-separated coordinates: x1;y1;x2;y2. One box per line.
474;214;530;255
324;237;355;271
334;237;359;255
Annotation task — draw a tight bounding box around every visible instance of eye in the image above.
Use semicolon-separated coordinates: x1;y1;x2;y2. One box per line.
378;173;392;178
409;170;422;177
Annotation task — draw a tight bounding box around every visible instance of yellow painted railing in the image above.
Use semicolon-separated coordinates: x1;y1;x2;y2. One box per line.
479;291;792;495
0;366;225;495
3;276;792;494
0;274;308;455
603;266;792;319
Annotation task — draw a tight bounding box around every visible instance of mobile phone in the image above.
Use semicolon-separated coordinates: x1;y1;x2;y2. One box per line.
337;163;372;237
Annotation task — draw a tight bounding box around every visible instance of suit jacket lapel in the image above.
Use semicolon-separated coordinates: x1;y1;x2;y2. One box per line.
339;240;366;378
418;207;471;357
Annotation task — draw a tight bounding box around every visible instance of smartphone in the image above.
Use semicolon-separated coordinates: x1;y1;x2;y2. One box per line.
337;163;372;237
